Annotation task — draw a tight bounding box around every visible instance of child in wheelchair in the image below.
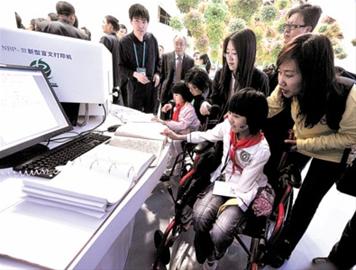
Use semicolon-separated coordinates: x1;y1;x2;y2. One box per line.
156;82;201;178
161;67;212;129
163;88;270;269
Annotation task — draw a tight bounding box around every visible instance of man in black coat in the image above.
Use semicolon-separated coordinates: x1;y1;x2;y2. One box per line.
38;1;88;40
159;35;194;108
117;4;161;113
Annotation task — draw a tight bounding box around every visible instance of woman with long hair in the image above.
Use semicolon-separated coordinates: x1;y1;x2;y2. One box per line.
200;29;269;119
265;33;356;267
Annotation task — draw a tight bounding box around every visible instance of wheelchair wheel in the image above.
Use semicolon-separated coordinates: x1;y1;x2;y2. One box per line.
153;217;187;267
169;225;196;270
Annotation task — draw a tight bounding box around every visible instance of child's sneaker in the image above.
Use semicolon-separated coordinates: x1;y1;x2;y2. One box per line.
202;258;218;270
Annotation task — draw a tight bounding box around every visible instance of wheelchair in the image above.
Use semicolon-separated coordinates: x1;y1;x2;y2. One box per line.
152;139;301;270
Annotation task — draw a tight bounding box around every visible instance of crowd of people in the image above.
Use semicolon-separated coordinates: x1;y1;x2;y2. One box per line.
14;2;356;270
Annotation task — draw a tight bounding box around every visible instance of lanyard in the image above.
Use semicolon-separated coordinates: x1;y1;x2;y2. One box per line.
220;152;230;176
133;42;146;68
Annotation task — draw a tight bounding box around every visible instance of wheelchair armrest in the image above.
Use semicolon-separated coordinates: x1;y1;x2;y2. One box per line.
193;141;213;154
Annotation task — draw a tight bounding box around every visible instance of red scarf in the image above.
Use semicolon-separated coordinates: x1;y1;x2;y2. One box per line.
172;103;183;122
229;130;264;173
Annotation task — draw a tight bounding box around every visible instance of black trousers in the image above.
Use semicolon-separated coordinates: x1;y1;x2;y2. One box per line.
127;81;156;113
329;209;356;269
279;152;340;256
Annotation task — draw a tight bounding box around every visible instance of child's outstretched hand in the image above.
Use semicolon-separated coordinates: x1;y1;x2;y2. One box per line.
161;128;179;140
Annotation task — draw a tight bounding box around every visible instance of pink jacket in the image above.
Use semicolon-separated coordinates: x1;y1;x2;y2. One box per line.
165;102;200;134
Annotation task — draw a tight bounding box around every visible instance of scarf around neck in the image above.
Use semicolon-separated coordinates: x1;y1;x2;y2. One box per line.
229;130;264;173
172;103;183;121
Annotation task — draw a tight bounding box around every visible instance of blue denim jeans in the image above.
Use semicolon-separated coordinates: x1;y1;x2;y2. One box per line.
192;184;244;261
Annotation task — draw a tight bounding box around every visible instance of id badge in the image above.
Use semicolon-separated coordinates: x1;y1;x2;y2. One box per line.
136;67;146;76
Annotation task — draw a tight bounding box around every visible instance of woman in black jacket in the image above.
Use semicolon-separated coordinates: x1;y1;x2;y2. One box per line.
200;29;269;119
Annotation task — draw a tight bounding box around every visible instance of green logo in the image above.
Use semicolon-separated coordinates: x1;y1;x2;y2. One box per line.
30;59;58;88
30;58;52;79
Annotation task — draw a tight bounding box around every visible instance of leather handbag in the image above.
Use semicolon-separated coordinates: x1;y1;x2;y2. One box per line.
336;146;356;197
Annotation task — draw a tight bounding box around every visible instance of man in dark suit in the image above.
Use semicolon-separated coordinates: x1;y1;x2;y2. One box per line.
159;35;194;111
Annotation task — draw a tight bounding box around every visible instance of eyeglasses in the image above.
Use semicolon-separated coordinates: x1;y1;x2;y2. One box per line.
283;23;307;31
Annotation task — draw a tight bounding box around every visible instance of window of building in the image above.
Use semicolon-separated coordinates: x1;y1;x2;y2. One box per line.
158;6;170;25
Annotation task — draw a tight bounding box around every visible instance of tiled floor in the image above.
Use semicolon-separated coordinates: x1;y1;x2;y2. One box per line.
124;178;356;270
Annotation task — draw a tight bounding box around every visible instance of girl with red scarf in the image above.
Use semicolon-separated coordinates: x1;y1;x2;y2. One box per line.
160;81;200;133
163;88;270;269
158;82;200;177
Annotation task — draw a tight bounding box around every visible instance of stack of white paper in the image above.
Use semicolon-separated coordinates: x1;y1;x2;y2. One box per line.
114;121;167;141
22;144;156;217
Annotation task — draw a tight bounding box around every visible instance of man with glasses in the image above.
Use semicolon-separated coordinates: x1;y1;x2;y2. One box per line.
266;4;322;89
283;4;322;44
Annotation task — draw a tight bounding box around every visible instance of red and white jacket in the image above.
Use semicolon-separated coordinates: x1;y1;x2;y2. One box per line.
187;119;270;211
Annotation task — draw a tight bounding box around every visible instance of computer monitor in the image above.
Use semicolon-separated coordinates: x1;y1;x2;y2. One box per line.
0;27;113;124
0;64;72;160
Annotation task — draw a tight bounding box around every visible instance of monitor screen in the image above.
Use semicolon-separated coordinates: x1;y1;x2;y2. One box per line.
0;64;72;159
